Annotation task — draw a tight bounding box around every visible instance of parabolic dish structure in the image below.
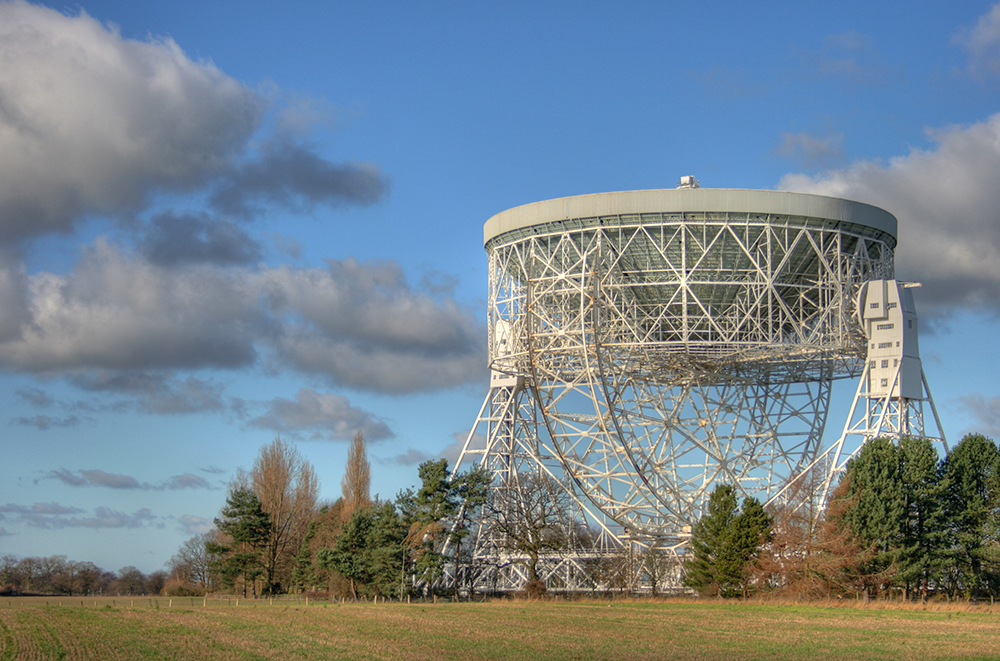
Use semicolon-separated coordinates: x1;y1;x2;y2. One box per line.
477;188;897;545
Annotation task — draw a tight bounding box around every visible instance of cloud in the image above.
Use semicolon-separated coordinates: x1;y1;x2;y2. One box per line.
955;2;1000;80
794;31;890;85
14;386;54;407
200;465;226;475
0;241;265;372
377;447;435;466
776;132;845;170
11;414;85;430
177;515;214;535
0;1;388;250
163;474;213;490
137;211;263;267
250;388;394;441
0;1;262;244
442;430;485;468
72;372;226;415
209;138;388;218
44;468;214;490
779;112;1000;316
53;469;141;489
0;502;85;515
957;393;1000;438
14;506;157;530
264;258;487;392
0;245;485;395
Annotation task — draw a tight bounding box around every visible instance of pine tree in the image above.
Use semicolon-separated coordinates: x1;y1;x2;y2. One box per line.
207;484;271;597
941;433;1000;599
683;484;738;596
395;460;491;593
717;496;772;598
838;437;906;597
897;436;945;601
317;501;405;599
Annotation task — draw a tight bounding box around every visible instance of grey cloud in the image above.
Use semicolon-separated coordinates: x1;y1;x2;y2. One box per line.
17;507;157;530
177;515;214;535
955;3;1000;81
138;212;263;267
11;414;84;430
15;386;54;407
0;244;485;394
45;468;214;491
377;447;435;466
70;372;225;415
0;528;9;536
250;388;394;441
776;132;845;170
78;470;142;490
794;31;891;85
0;242;265;372
443;430;485;468
0;252;29;341
200;466;226;475
263;258;487;392
0;2;262;244
779;112;1000;316
957;393;1000;438
420;270;459;297
210;138;388;217
138;378;225;415
0;502;85;515
164;474;213;490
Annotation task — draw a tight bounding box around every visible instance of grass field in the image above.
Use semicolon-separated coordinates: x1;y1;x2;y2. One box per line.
2;597;1000;660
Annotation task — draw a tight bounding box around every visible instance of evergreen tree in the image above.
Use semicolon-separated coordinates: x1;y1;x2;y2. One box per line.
717;496;772;598
317;501;406;599
896;436;945;600
683;484;738;596
207;485;272;597
838;437;906;596
941;433;1000;599
396;459;491;591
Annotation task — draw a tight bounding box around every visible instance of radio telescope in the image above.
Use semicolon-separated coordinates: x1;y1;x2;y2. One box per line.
456;185;905;588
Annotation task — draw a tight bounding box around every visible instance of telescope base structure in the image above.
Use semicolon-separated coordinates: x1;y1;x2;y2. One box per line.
455;189;905;593
453;374;833;594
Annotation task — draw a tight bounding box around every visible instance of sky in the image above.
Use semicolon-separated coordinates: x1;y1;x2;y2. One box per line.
2;0;1000;574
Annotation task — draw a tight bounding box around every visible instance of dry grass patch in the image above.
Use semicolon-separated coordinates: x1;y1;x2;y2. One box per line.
2;598;1000;660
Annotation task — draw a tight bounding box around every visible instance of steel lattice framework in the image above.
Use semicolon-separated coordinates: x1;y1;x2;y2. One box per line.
456;188;898;589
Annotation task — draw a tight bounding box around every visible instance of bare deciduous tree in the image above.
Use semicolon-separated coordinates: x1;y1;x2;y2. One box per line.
481;472;575;594
340;430;371;524
251;437;320;595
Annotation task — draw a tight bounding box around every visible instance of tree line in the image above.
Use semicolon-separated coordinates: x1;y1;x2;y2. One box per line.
684;433;1000;602
167;434;493;600
0;555;167;597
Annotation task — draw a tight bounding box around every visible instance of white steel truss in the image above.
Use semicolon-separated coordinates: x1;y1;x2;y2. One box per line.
457;201;897;592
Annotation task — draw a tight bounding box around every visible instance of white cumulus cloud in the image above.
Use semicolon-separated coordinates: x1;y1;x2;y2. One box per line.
779;113;1000;315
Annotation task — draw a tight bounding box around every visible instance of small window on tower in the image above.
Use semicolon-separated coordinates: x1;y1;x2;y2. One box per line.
887;302;897;309
870;302;880;309
908;319;913;329
881;360;889;368
870;360;876;368
880;378;889;387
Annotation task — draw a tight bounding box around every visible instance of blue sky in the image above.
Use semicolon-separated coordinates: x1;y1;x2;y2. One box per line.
2;0;1000;574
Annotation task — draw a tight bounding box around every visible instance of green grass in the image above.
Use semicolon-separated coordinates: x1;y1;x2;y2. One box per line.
2;598;1000;660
